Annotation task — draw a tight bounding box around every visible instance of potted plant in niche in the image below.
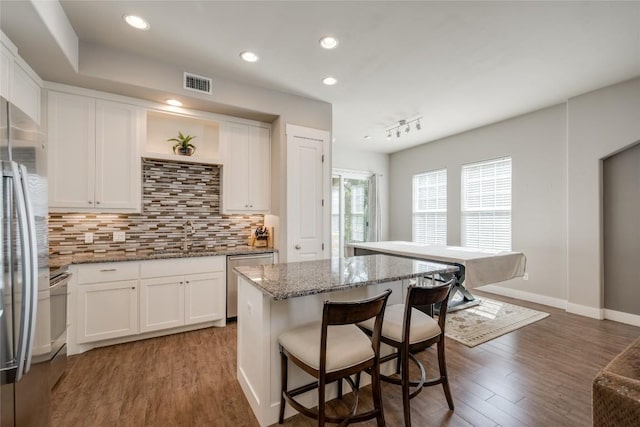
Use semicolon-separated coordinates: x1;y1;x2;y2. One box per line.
168;132;197;156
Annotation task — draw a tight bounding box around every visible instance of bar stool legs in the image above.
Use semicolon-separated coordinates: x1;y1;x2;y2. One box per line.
278;350;287;424
358;279;456;427
277;290;391;426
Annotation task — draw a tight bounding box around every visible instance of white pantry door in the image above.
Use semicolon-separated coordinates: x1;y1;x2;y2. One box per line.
286;124;330;262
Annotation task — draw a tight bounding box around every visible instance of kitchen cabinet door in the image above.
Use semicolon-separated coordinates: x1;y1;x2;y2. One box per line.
222;122;270;213
140;276;185;333
223;122;251;211
95;100;142;211
0;43;12;100
1;38;41;124
77;280;139;344
184;272;225;325
247;126;270;212
11;59;41;125
48;91;96;209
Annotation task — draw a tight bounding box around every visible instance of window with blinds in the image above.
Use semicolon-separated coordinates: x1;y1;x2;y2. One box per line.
412;169;447;245
461;157;512;251
350;184;367;242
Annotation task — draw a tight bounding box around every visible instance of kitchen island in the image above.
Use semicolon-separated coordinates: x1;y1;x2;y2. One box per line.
235;254;458;426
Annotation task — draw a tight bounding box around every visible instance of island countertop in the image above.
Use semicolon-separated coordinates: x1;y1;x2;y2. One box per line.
234;254;458;300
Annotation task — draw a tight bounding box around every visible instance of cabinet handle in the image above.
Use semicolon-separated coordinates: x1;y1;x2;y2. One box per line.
186;281;190;284
249;205;253;208
179;281;184;285
131;286;136;290
96;201;101;205
100;268;117;272
88;201;92;204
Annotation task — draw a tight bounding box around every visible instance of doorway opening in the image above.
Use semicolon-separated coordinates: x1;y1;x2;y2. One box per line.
331;170;379;258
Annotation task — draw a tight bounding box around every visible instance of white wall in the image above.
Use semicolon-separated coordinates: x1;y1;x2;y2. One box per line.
332;145;390;241
566;77;640;317
388;77;640;317
390;104;568;303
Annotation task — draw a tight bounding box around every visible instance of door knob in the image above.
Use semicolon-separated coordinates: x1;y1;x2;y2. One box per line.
295;244;301;250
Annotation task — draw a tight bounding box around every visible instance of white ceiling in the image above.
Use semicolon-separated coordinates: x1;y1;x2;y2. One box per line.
3;1;640;154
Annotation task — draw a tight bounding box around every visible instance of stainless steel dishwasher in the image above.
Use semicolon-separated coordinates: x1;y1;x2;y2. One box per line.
227;253;274;320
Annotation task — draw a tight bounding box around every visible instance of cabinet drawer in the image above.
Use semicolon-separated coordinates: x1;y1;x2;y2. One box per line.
76;262;139;284
140;256;225;278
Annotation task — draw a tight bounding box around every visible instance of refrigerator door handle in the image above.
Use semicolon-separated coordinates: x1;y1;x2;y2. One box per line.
19;164;38;375
10;161;33;382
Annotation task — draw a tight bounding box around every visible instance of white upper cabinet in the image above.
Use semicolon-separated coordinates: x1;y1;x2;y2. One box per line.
1;32;42;124
1;42;12;100
95;100;142;210
48;91;95;210
48;91;142;212
222;122;271;213
11;59;41;124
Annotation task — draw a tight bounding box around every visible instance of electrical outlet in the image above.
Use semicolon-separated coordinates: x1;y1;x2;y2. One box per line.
113;231;126;242
523;273;529;281
84;232;94;244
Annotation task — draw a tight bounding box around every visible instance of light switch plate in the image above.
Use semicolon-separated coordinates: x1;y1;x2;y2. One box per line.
113;231;126;242
84;232;93;244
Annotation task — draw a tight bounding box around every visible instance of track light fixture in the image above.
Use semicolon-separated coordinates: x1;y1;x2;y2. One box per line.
386;116;423;140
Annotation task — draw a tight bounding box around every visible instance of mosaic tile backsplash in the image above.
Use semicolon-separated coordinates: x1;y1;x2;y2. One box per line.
48;159;264;256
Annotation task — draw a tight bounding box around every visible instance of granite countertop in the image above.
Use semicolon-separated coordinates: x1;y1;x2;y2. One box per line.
234;254;459;300
50;246;277;269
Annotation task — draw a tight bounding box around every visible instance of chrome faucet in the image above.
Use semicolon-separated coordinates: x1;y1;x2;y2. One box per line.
182;220;194;251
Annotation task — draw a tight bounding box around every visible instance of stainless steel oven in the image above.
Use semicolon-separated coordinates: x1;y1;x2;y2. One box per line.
49;270;69;389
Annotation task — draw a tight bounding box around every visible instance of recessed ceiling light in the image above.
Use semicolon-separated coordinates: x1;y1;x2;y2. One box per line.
322;76;337;86
123;14;150;30
240;51;259;63
320;36;339;49
166;99;182;107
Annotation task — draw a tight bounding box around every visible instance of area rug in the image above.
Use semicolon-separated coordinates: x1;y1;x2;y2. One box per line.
444;298;549;347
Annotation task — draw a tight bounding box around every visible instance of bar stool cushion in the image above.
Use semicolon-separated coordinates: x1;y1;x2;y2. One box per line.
360;304;441;344
279;322;374;373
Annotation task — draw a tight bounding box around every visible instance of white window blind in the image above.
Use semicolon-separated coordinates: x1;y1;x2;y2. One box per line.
461;157;512;251
412;169;447;245
350;184;366;242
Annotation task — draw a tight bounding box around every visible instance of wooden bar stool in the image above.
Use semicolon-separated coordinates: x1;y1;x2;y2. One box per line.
278;289;392;426
359;279;455;427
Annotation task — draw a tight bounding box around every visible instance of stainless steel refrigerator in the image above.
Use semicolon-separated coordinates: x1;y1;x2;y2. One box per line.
1;97;50;426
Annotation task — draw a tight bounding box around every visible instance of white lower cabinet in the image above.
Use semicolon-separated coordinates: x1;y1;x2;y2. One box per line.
185;272;225;325
72;256;226;349
140;276;185;333
140;271;225;332
77;280;139;344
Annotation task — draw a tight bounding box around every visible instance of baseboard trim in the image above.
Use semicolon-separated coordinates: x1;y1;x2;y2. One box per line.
477;285;567;310
566;303;604;320
604;309;640;327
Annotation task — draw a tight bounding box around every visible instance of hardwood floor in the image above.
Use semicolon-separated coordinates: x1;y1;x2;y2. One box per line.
52;291;640;426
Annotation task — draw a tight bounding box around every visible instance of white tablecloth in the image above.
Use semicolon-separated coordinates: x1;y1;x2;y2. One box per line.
346;241;526;288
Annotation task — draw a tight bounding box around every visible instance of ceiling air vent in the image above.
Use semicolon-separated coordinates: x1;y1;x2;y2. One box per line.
183;72;212;94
